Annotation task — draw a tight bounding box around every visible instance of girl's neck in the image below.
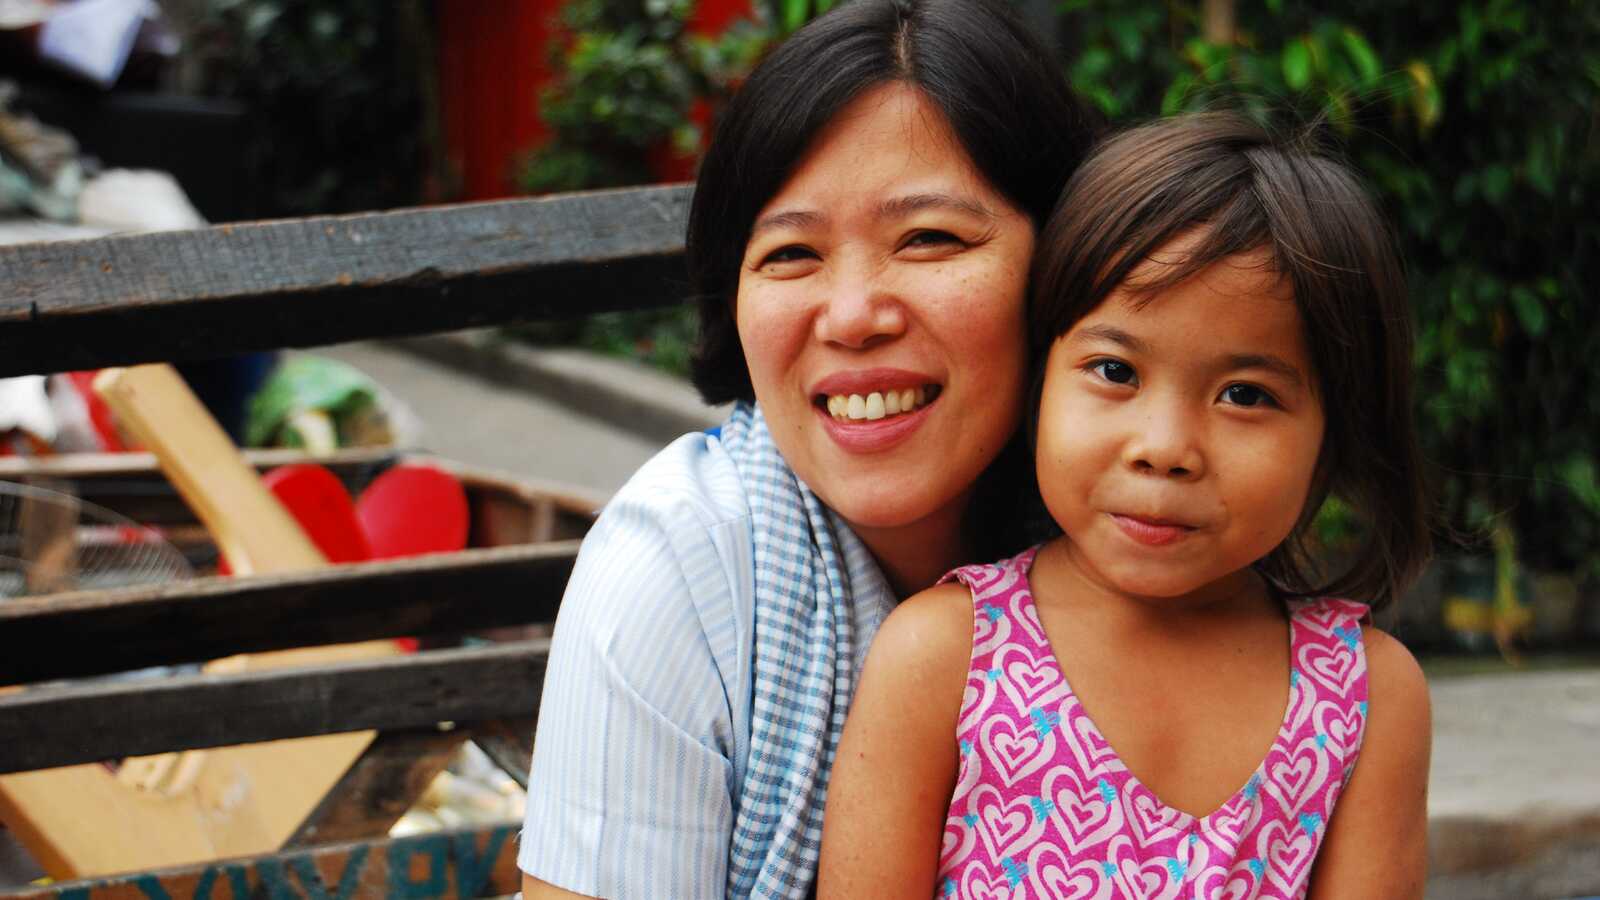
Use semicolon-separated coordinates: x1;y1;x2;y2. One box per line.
1031;536;1277;631
849;500;971;600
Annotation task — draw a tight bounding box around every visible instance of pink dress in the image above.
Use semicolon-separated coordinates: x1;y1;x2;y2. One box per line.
935;546;1369;900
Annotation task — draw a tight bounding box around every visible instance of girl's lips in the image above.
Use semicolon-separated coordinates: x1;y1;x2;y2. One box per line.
815;394;936;453
1110;513;1196;547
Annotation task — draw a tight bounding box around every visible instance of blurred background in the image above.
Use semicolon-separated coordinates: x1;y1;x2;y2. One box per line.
0;0;1596;895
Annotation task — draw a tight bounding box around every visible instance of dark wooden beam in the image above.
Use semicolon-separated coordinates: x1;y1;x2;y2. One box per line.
286;728;470;847
0;822;522;900
0;542;576;684
469;717;537;789
0;184;692;376
0;642;547;774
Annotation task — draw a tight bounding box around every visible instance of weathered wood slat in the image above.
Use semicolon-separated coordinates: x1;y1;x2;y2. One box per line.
468;718;538;790
0;642;548;774
0;542;576;684
286;729;470;847
0;184;692;376
0;822;521;900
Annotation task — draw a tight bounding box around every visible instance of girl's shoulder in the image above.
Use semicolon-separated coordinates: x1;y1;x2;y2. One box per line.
1286;596;1429;723
868;581;979;679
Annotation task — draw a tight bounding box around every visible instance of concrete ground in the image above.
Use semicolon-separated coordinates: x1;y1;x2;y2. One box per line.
319;335;1600;899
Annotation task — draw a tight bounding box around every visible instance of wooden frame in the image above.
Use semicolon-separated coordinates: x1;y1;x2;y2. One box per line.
0;183;686;892
0;185;691;377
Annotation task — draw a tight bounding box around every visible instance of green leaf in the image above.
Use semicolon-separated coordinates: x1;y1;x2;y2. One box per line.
1283;40;1312;90
1109;16;1145;61
1161;73;1196;115
782;0;808;33
1406;61;1442;129
1480;165;1513;203
1509;285;1547;336
1339;28;1381;85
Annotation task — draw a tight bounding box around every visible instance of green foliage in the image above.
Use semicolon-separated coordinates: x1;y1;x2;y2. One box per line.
182;0;430;216
515;305;700;376
518;0;770;193
1060;0;1600;577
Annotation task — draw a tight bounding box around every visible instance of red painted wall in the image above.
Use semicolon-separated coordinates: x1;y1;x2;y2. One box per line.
438;0;559;201
437;0;752;201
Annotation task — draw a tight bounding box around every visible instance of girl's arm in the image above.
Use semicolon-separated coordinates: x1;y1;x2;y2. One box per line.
818;583;974;899
1307;627;1433;899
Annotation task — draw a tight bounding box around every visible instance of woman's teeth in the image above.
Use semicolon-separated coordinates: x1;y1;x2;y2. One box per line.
824;386;936;421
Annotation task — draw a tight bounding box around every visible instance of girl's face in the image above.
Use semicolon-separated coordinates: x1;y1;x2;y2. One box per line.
1035;242;1326;603
736;83;1034;542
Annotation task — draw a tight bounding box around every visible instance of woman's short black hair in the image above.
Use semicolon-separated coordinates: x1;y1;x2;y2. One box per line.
686;0;1099;405
1028;112;1432;609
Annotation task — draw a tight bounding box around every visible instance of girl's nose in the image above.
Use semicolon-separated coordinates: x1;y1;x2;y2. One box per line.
812;263;907;350
1123;408;1205;479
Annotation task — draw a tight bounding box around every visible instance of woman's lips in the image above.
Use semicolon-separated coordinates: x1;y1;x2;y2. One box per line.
1110;513;1196;547
815;393;937;453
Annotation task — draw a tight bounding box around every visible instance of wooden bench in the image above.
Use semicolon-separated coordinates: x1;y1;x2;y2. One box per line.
0;183;693;898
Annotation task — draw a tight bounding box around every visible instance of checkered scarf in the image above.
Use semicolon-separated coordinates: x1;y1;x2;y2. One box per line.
720;402;865;899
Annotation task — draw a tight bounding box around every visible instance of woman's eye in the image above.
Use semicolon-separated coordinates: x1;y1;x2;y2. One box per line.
1091;360;1138;385
1221;384;1276;408
903;230;961;249
759;245;818;266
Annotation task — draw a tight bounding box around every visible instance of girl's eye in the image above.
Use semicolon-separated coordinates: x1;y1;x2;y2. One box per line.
759;245;818;266
1221;384;1277;408
1090;360;1138;385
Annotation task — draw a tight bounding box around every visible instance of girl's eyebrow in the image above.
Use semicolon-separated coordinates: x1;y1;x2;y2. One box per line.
1225;353;1307;388
1071;324;1149;353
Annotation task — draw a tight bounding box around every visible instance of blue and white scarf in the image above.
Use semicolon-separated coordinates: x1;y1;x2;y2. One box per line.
719;402;871;899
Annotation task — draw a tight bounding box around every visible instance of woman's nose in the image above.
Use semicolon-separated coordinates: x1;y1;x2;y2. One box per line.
811;263;907;350
1123;406;1206;479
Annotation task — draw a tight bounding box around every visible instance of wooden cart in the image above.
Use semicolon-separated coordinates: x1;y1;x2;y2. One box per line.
0;185;689;898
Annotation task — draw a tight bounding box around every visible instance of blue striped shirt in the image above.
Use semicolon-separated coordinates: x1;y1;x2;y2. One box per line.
519;431;893;897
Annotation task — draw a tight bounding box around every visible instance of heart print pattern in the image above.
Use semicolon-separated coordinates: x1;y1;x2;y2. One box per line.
933;547;1369;899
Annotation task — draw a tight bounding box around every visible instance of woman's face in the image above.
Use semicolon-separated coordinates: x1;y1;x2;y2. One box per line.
735;82;1034;539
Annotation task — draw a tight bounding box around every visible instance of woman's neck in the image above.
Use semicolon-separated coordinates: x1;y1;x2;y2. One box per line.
849;501;971;600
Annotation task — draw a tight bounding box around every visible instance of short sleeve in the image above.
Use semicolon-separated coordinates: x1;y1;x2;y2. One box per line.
518;437;753;898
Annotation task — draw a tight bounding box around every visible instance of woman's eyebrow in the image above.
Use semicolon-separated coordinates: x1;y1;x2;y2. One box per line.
751;209;826;236
877;192;998;221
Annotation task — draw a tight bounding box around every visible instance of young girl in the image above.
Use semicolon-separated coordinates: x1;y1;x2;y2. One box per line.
817;112;1434;899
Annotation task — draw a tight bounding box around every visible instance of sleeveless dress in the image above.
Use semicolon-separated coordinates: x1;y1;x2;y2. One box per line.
935;546;1370;900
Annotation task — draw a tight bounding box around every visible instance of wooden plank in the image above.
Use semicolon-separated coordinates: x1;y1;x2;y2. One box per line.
468;719;537;790
0;823;522;900
0;184;692;377
0;642;548;774
0;542;577;684
93;365;330;576
286;729;470;847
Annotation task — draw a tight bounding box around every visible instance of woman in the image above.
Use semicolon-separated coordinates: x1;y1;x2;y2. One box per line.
520;0;1096;895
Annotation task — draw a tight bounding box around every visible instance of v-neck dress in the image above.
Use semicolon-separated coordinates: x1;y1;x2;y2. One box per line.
934;546;1370;900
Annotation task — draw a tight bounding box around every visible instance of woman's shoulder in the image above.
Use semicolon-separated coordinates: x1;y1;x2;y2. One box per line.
560;432;756;657
602;430;752;532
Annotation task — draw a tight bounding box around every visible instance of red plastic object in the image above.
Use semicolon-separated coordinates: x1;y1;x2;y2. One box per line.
355;464;469;560
218;464;370;575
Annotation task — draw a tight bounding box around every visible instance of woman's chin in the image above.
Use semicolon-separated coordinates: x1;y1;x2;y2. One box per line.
810;482;953;535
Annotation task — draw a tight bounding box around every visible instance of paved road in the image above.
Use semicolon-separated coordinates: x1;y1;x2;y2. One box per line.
313;340;667;495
